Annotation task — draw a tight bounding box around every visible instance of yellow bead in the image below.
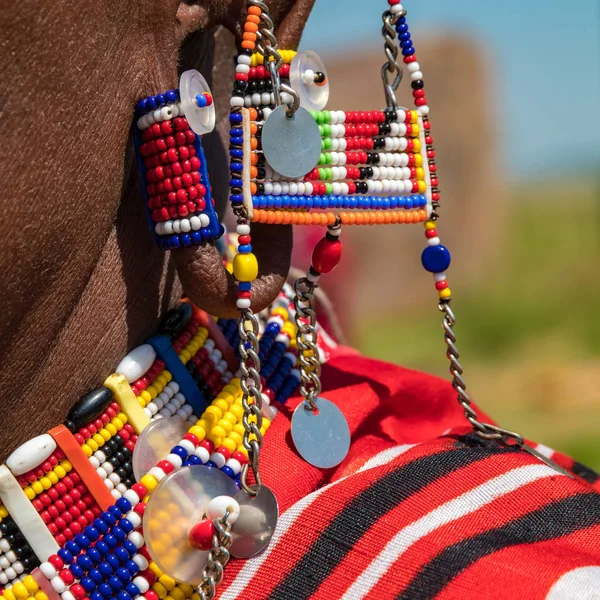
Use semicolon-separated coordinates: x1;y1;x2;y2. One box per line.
4;589;17;600
82;444;93;457
34;592;48;600
149;561;163;577
228;404;244;420
146;385;159;399
191;594;201;600
204;406;222;422
281;322;296;338
61;460;73;472
207;434;222;448
170;589;185;600
24;486;36;500
217;419;233;434
214;399;229;413
164;370;173;383
233;423;246;437
262;417;271;430
223;382;239;395
210;425;227;439
221;437;236;453
410;110;419;123
439;288;452;299
22;576;39;594
218;392;234;406
105;423;117;436
47;471;58;485
137;397;146;408
412;138;422;152
232;253;259;282
159;576;176;591
140;390;152;404
180;350;191;363
222;411;237;425
113;417;125;430
271;307;289;319
41;476;53;490
411;123;420;136
415;167;425;181
12;582;29;599
188;426;206;441
178;585;193;598
425;220;437;230
228;431;242;447
414;153;423;168
31;481;44;495
153;584;168;599
99;429;111;442
236;445;249;458
92;433;105;446
417;180;427;193
0;505;9;518
117;412;128;424
195;418;210;432
140;474;158;493
156;374;167;387
87;438;99;452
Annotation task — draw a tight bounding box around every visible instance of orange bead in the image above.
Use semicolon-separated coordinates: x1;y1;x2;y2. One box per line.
241;40;255;50
250;182;257;194
266;212;275;224
376;213;384;224
250;123;258;135
327;212;337;226
399;211;406;223
420;209;427;221
247;14;260;24
248;108;258;121
257;211;266;223
243;32;257;42
297;213;306;225
274;211;283;224
250;153;258;165
282;212;291;225
250;138;258;150
406;212;414;224
320;213;328;226
244;22;259;33
354;212;363;225
250;166;258;178
248;6;261;15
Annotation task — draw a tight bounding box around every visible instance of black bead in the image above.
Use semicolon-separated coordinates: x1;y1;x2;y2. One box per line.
256;168;266;179
314;71;326;84
160;302;193;339
234;80;246;91
232;90;245;98
367;167;374;178
358;167;367;179
256;109;264;120
256;80;265;92
66;387;114;430
256;183;264;193
411;79;424;89
241;48;252;56
114;451;126;464
106;438;119;451
116;468;127;480
108;456;120;468
247;81;257;93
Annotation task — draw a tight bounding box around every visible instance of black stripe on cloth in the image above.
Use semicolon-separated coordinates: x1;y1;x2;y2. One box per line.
397;492;600;600
269;438;520;600
572;461;600;484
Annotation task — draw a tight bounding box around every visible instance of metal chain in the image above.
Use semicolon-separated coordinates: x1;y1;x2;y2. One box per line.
238;308;264;495
439;301;525;446
380;6;406;110
294;278;322;412
197;512;233;600
247;0;300;116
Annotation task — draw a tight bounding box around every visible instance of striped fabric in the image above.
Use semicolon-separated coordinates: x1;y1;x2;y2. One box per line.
218;351;600;599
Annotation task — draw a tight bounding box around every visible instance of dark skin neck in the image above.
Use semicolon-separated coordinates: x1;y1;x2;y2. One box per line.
0;0;314;459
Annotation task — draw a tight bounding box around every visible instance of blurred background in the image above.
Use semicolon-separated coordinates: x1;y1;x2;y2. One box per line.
295;1;600;467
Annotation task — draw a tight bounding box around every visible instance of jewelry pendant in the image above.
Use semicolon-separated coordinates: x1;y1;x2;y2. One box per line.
291;397;351;469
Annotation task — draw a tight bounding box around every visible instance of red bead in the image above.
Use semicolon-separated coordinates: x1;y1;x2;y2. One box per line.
188;519;216;551
48;555;64;570
71;584;86;600
59;569;74;585
232;451;248;464
200;439;214;454
215;447;231;461
132;483;148;499
312;237;342;274
134;502;146;517
157;459;175;474
238;235;251;245
263;387;275;402
425;229;438;239
141;569;156;586
55;534;66;546
145;591;159;600
415;97;428;107
435;281;448;290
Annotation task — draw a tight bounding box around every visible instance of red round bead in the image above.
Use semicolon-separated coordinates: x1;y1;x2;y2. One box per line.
200;439;215;454
59;569;74;585
232;451;248;464
311;237;342;274
435;281;448;290
48;555;64;570
188;519;216;551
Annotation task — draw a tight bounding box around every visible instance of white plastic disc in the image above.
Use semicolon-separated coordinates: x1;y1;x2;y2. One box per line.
132;417;189;482
179;70;216;136
143;466;238;585
289;51;329;111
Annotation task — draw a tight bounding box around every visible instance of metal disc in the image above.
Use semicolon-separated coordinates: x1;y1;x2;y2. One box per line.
143;466;238;585
291;397;350;468
262;105;321;179
132;416;189;482
179;70;216;136
230;485;278;558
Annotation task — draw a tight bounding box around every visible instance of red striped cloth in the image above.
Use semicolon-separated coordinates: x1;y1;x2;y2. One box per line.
218;350;600;599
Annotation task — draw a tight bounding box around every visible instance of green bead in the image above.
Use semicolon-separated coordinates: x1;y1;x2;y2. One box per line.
326;167;333;180
325;152;332;164
323;124;331;137
318;168;326;180
323;111;331;123
310;110;318;121
323;138;332;150
318;153;326;165
316;112;324;125
318;125;324;136
325;183;333;195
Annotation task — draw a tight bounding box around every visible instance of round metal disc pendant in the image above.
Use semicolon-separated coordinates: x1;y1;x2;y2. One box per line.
262;105;321;179
291;397;350;468
230;485;279;558
143;466;238;585
132;416;189;482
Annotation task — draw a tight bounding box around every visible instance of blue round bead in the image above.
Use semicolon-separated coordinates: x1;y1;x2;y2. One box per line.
74;534;91;549
95;541;110;556
196;94;207;108
125;560;139;575
156;94;166;106
125;583;140;597
421;244;451;273
84;526;100;542
405;198;413;209
238;243;252;253
106;554;120;569
87;547;101;564
166;90;177;103
77;554;93;570
181;233;192;247
104;533;118;548
114;546;129;562
102;510;117;526
230;113;243;124
65;541;80;555
112;526;126;542
123;540;137;556
402;47;415;56
147;97;157;111
94;518;109;534
191;231;202;244
117;592;133;600
221;466;235;478
108;576;123;591
98;583;113;598
116;567;131;583
70;564;84;579
230;149;243;159
82;578;98;593
98;562;113;578
230;128;243;137
58;549;74;564
200;227;212;238
185;455;202;466
238;281;252;292
205;460;217;469
116;498;132;513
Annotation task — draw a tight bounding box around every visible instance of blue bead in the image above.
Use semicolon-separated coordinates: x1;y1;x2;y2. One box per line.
77;554;94;570
205;460;217;469
82;578;98;593
88;547;101;564
95;541;110;556
116;498;132;513
171;235;181;249
102;511;117;527
196;94;207;108
200;227;212;238
98;562;113;577
109;505;123;518
88;568;104;584
238;244;252;253
125;584;140;597
94;518;109;534
402;47;415;56
405;198;413;209
70;564;85;579
106;554;120;570
181;233;192;247
119;518;134;534
230;128;243;137
230;194;244;203
396;23;409;34
238;281;252;292
99;583;113;598
84;526;100;542
135;99;146;114
230;178;243;188
230;162;243;173
112;527;126;542
185;455;202;466
147;97;157;111
191;231;202;244
397;16;406;24
166;90;177;103
122;540;137;556
231;136;244;145
116;567;131;583
108;576;123;591
117;592;132;600
65;541;80;555
156;94;166;106
399;32;411;41
75;534;91;549
114;546;129;563
230;149;243;159
221;465;235;478
229;113;243;124
58;548;74;564
421;244;451;273
104;533;118;548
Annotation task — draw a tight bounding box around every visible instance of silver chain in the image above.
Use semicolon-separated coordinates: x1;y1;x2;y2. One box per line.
380;8;406;110
238;308;264;495
439;301;525;446
197;512;233;600
248;0;300;117
294;278;322;412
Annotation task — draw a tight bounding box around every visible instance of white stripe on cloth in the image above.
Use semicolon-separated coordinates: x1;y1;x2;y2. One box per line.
341;463;562;600
535;443;556;459
219;443;417;600
546;566;600;599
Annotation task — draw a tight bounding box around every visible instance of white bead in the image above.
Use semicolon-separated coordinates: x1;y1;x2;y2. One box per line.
61;591;76;600
251;93;261;106
167;453;183;469
261;393;271;407
173;220;182;234
0;557;9;569
236;64;250;74
146;402;159;415
102;461;114;475
205;495;240;525
275;333;289;345
230;97;244;107
169;381;180;394
236;298;251;309
147;467;166;481
160;107;173;121
5;551;16;563
132;577;150;594
200;213;210;228
236;224;250;236
104;478;114;490
0;573;7;585
96;467;108;480
189;216;202;231
12;561;24;574
262;403;279;421
128;531;145;549
179;440;196;455
143;407;152;418
116;344;157;384
410;70;424;81
180;218;191;233
110;489;122;500
116;483;128;494
195;447;210;463
50;577;66;593
0;539;10;552
407;61;421;73
109;472;121;485
170;104;180;118
89;456;100;469
163;220;174;235
427;236;441;246
132;554;149;570
418;105;430;116
225;458;241;475
433;272;447;282
4;567;17;581
123;490;141;506
238;54;251;65
40;562;57;579
391;4;404;14
6;435;57;476
209;452;226;469
262;92;272;105
306;270;320;283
